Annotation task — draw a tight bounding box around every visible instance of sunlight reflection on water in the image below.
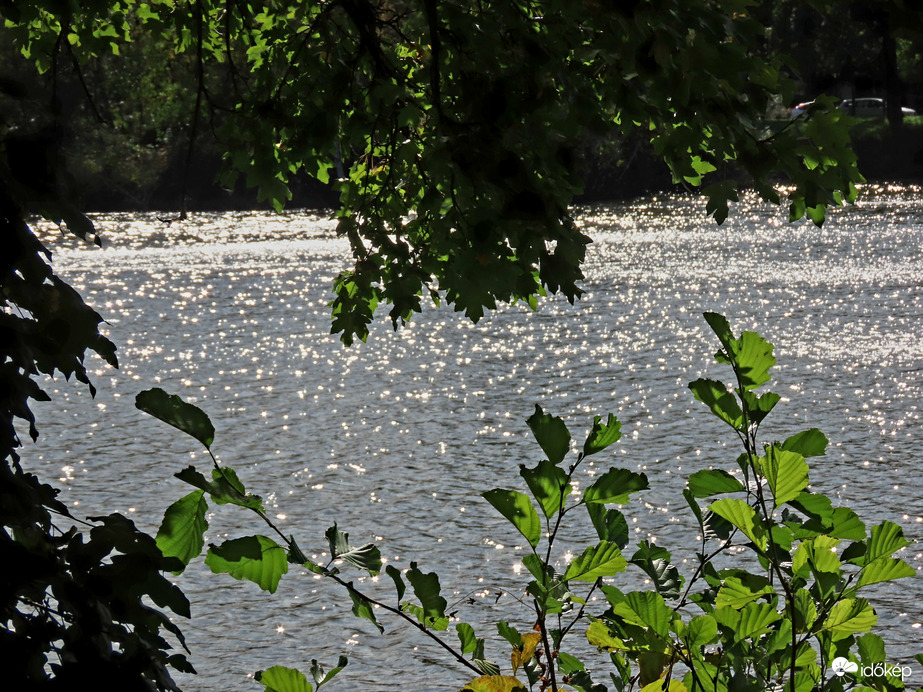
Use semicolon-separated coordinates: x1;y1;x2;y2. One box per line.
26;185;923;690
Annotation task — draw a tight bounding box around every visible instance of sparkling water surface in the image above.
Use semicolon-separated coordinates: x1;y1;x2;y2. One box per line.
27;185;923;690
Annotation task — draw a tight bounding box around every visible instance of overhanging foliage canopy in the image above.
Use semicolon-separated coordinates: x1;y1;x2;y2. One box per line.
6;0;862;345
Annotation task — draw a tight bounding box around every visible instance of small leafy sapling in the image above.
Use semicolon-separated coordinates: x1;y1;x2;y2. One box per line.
137;313;921;691
586;314;920;692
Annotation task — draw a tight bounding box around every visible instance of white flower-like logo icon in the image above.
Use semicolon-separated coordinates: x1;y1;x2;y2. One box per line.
831;657;859;677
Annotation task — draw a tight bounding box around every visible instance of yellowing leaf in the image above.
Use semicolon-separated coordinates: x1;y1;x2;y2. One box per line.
459;675;527;692
640;679;687;692
586;620;625;650
511;632;541;674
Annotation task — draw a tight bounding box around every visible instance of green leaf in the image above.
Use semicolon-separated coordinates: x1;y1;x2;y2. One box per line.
135;388;216;448
857;633;886;666
205;535;288;594
640;680;687;692
401;602;449;630
586;503;629;548
497;622;523;648
740;390;780;425
457;623;479;655
733;602;781;641
820;598;876;635
564;541;628;582
609;591;673;640
519;459;569;519
865;521;912;564
702;313;776;390
583;413;622;455
792;535;841;575
729;333;776;391
789;491;834;524
482;489;542;548
255;665;313;692
781;429;828;457
587;620;624;651
325;523;350;557
630;542;682;599
310;656;347;687
324;524;382;574
175;466;263;511
349;589;384;633
473;660;502;677
829;508;866;541
715;575;775;610
386;564;406;601
406;562;447;623
683;488;704;529
583;468;648;505
687;469;745;498
556;651;586;675
857;557;915;587
526;405;571;464
684;615;718;648
688;378;743;429
761;446;809;506
156;490;208;570
709;498;767;550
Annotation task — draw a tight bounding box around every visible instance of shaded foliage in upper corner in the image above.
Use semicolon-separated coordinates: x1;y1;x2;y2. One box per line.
0;108;192;688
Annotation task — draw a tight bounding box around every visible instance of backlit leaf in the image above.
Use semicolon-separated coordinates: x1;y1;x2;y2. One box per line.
640;679;687;692
457;623;479;655
733;602;781;641
609;591;673;639
687;469;745;498
526;405;571;464
519;459;569;519
761;446;809;506
406;562;447;622
715;575;774;610
685;615;718;648
205;535;288;594
702;313;775;390
482;489;542;547
688;378;743;429
583;413;622;455
709;498;767;550
349;589;384;633
820;598;876;635
586;620;624;650
564;541;627;582
781;429;828;458
255;665;313;692
586;503;629;548
136;388;215;448
156;490;208;570
865;521;911;564
583;468;648;505
175;466;263;511
857;557;914;587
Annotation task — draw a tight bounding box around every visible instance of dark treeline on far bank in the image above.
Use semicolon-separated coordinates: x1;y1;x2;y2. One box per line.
2;0;923;213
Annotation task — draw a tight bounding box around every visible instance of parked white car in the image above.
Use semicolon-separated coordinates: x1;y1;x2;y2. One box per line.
837;98;917;118
791;97;917;119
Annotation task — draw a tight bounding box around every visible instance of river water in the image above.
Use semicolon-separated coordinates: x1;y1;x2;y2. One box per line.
27;185;923;690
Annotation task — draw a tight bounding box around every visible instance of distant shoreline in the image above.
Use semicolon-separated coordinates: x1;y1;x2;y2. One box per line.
76;126;923;214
